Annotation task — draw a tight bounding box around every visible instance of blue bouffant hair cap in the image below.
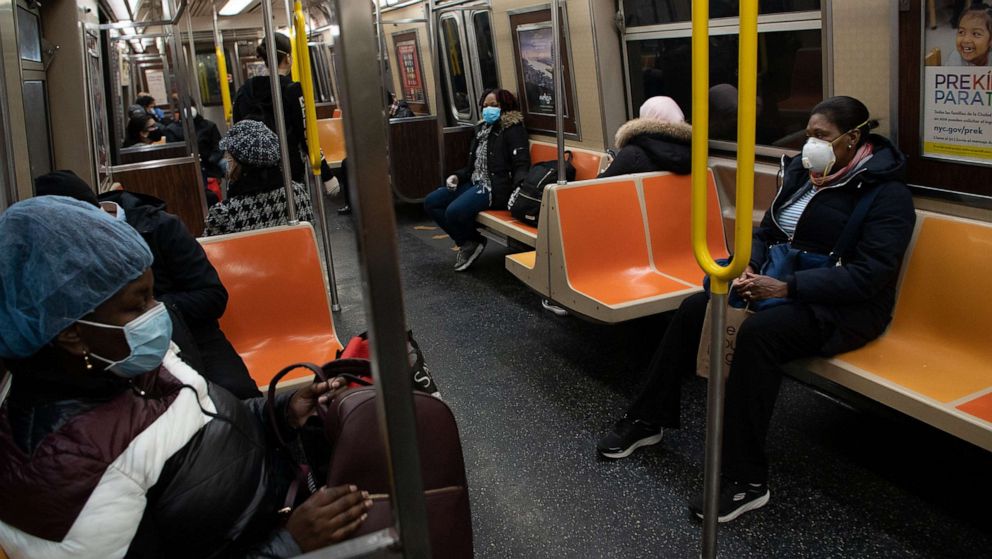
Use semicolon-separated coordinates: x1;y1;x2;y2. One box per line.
0;196;153;359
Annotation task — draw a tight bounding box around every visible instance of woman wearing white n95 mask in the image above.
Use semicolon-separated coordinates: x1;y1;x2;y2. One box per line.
596;96;916;524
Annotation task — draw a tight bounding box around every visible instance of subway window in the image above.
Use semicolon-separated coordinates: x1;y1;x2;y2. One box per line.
439;15;472;122
472;12;499;91
624;5;822;150
622;0;821;27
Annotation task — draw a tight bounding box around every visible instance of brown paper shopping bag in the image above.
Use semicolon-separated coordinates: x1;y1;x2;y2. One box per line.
696;301;752;379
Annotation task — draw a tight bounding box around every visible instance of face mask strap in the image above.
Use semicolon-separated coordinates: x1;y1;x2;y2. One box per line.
76;318;123;331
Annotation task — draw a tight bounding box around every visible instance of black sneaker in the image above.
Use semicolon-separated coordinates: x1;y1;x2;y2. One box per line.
689;478;770;523
596;417;663;459
454;237;486;272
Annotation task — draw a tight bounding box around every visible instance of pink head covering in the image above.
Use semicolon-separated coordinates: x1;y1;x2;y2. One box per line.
638;96;685;124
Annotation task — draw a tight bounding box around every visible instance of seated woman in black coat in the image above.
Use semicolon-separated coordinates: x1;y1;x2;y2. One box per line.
596;96;916;522
122;114;164;148
598;96;692;178
0;197;370;557
424;88;530;271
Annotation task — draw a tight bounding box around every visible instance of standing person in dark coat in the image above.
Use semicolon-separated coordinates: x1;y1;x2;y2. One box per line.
423;88;530;271
596;96;917;523
33;170;260;399
232;33;332;184
599;96;692;178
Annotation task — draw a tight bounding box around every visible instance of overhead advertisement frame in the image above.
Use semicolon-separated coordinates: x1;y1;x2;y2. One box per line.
919;2;992;168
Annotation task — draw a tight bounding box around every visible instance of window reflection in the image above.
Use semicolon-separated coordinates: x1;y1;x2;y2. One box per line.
196;52;234;107
473;12;499;90
627;29;822;148
440;16;471;121
17;7;42;63
622;0;820;27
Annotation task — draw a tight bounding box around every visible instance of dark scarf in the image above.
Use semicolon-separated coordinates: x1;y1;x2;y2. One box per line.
227;164;285;198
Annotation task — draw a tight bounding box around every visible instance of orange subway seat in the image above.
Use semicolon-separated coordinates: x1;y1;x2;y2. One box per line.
642;170;729;284
555;180;687;305
316;118;347;165
199;224;341;389
958;391;992;424
839;216;992;403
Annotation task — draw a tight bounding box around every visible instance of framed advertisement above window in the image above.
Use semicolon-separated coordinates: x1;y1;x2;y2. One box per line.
898;0;992;202
392;29;429;115
509;6;578;138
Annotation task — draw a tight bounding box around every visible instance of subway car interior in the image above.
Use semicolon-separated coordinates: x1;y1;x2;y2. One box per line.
1;0;991;557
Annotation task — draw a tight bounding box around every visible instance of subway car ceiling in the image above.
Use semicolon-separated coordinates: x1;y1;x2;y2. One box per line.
0;1;989;216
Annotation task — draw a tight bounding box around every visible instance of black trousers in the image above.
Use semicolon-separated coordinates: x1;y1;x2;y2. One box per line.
628;291;829;483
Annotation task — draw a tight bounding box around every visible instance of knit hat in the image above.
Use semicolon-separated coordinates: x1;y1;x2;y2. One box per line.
34;170;100;207
220;119;281;167
639;96;685;124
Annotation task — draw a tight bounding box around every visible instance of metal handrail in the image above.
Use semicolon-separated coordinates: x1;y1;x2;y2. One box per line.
261;0;298;221
691;0;757;557
307;1;432;556
295;0;323;176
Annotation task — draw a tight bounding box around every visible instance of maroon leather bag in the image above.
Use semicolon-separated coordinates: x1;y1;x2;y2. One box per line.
267;360;474;558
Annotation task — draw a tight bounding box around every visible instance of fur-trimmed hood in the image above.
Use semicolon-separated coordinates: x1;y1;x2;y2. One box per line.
478;110;524;129
614;118;692;149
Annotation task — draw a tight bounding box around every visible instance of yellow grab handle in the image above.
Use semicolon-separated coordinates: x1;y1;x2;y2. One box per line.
690;0;757;294
216;46;233;125
289;23;300;82
295;1;321;176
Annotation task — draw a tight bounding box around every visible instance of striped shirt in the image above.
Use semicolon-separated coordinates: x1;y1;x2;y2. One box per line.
776;182;816;237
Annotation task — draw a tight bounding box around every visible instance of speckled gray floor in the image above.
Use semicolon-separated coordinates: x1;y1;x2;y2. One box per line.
321;201;992;559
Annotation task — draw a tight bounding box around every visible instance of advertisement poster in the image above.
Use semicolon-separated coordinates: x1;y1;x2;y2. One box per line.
921;6;992;165
515;23;567;117
396;38;425;103
144;69;168;104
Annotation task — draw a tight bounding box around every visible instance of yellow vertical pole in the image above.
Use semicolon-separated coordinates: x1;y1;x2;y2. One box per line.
294;0;321;176
212;9;233;125
692;0;757;557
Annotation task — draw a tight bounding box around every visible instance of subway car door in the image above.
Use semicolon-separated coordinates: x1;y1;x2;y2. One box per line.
436;6;500;176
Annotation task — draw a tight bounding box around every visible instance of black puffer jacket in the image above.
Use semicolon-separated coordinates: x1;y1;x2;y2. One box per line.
453;110;530;210
750;135;916;354
0;350;299;558
97;191;227;338
598;118;692;177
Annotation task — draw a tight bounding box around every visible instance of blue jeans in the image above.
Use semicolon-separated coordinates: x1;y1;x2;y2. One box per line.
423;182;490;246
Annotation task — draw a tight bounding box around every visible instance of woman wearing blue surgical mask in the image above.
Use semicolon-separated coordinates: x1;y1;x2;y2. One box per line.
0;197;372;557
597;96;917;523
424;88;530;272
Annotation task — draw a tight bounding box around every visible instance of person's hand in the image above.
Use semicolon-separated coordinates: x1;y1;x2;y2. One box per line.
731;265;756;292
287;377;348;428
446;175;459;191
735;271;788;301
286;485;372;552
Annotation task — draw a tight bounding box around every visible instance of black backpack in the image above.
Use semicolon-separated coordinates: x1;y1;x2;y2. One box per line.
508;152;576;226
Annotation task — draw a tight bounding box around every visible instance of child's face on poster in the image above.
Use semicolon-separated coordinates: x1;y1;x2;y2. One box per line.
956;13;991;65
